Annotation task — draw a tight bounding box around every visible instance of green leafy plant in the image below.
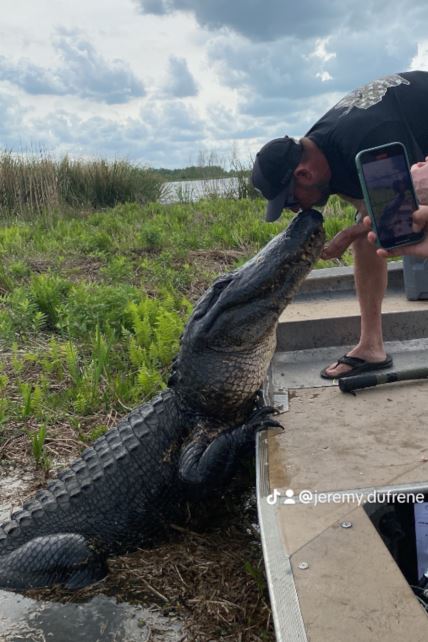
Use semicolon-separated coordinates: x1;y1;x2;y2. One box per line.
66;326;114;415
57;282;137;338
87;424;108;442
4;289;46;336
0;373;8;393
19;383;43;418
31;424;51;471
0;189;354;462
11;342;25;375
244;561;268;594
0;260;14;293
0;399;9;425
29;273;71;330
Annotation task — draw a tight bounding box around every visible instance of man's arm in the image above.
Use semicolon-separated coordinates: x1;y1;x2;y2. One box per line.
320;198;368;260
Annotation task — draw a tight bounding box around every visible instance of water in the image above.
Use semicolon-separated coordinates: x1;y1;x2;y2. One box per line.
0;470;184;642
0;592;183;642
160;177;240;204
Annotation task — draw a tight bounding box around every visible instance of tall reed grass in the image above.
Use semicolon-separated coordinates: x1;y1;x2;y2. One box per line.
0;152;164;218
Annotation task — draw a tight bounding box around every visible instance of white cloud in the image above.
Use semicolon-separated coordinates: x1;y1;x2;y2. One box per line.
316;72;333;82
308;38;336;63
0;0;427;167
410;41;428;71
162;56;198;97
0;29;145;104
136;0;348;41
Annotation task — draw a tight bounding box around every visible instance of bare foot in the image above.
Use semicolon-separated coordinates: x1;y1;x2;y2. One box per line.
322;348;388;378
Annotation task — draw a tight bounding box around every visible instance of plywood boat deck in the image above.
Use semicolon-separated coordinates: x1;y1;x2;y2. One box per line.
257;263;428;642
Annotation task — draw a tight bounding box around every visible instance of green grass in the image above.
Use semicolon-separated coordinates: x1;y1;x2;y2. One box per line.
0;192;354;640
0;194;354;461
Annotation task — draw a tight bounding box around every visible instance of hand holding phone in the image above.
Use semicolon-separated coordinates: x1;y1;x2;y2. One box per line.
363;209;428;258
411;156;428;204
355;142;424;250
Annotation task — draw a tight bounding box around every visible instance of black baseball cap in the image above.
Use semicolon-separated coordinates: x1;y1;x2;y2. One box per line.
251;136;303;222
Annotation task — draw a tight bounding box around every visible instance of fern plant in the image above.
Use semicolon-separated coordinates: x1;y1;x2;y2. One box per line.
66;326;113;415
29;273;71;330
19;383;43;418
31;424;51;471
0;399;9;425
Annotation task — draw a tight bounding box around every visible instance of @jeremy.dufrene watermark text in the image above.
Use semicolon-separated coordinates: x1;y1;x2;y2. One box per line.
267;488;426;507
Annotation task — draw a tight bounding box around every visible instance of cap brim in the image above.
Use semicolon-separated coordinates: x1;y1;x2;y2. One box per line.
265;186;288;222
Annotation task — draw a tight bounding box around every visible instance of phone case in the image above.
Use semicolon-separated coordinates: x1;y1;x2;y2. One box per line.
355;142;422;250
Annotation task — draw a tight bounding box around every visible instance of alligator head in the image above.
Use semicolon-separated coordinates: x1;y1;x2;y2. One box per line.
172;209;325;422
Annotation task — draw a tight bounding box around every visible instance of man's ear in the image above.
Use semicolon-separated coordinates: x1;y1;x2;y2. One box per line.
294;165;313;184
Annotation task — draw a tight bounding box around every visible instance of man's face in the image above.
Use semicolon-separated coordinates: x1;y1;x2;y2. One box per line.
289;179;330;212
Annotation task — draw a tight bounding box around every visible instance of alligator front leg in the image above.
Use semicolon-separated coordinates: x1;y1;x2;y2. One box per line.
179;407;281;493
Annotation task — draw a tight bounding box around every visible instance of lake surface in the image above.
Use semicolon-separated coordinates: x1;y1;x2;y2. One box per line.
0;591;183;642
160;176;241;203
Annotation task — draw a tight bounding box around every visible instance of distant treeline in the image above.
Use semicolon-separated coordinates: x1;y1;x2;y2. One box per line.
152;165;242;181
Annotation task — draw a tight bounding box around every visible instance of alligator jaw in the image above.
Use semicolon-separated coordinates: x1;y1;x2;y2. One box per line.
173;209;325;418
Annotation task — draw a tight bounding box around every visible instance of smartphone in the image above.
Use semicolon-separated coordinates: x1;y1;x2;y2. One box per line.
355;142;424;249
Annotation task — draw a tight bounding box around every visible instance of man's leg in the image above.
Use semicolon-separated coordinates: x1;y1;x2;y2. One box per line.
322;231;388;378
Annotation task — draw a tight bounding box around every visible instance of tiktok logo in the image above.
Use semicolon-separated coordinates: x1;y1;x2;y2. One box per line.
266;488;280;505
266;488;296;505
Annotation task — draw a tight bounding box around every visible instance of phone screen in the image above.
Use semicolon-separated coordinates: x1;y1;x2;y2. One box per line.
357;143;423;249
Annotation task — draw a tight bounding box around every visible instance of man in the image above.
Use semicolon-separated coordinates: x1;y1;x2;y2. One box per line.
252;71;428;379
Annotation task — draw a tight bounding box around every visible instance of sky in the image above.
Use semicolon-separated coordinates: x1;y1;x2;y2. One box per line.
1;0;428;169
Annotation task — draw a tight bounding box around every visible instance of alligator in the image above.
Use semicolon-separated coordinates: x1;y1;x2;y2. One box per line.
0;209;324;591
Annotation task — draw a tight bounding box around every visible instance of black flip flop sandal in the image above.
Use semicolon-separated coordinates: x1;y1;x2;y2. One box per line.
320;354;393;380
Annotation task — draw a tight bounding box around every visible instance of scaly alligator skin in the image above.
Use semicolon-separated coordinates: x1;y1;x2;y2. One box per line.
0;209;325;590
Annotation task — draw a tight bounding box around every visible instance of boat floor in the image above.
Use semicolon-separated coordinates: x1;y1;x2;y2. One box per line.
258;263;428;642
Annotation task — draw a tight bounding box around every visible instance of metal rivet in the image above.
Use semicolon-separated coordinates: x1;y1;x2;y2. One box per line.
298;562;309;570
341;521;353;529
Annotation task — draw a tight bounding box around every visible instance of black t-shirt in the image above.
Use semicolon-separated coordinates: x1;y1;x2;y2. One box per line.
305;71;428;199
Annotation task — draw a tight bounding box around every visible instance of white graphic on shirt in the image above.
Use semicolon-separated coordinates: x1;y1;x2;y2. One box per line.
334;74;410;115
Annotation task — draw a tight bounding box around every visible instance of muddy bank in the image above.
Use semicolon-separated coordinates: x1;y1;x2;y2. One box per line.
0;592;183;642
0;464;274;641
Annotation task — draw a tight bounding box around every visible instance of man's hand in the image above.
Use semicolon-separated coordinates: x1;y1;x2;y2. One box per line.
320;223;368;260
363;208;428;258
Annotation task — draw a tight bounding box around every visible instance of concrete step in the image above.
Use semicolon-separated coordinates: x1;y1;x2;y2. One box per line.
298;259;404;296
271;337;428;391
278;263;428;351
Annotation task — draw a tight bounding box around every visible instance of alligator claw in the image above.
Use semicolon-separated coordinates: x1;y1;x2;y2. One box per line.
248;405;280;422
255;418;284;432
261;418;284;430
242;407;284;437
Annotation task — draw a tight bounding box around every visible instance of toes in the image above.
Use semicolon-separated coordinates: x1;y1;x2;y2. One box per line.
325;364;351;378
